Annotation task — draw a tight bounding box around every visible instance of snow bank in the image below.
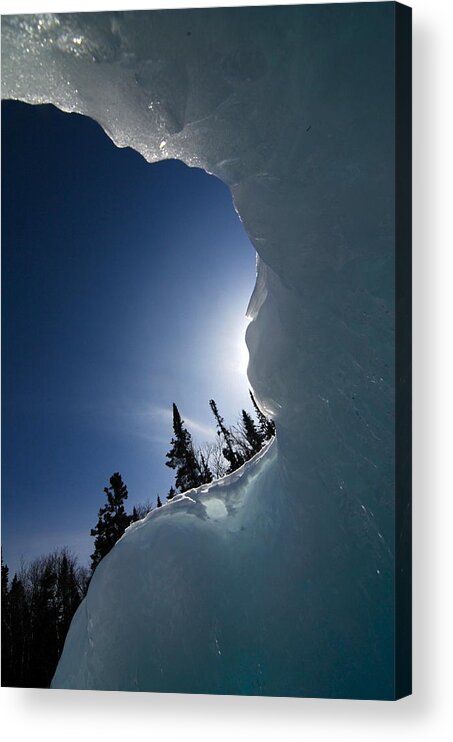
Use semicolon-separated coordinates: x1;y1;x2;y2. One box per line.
2;5;402;698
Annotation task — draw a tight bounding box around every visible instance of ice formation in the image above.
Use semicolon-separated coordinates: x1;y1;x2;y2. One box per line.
2;5;406;698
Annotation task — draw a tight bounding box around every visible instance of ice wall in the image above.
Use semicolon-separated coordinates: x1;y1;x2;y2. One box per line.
2;5;399;698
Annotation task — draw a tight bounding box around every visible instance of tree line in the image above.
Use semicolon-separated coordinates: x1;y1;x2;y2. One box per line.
1;549;88;687
1;391;275;687
165;391;275;496
90;391;275;571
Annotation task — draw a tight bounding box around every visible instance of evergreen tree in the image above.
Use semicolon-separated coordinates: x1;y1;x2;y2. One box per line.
1;550;8;603
157;495;163;508
7;574;29;686
131;499;153;521
198;451;213;484
166;403;205;491
249;390;276;439
166;486;176;501
1;551;11;683
90;473;131;573
209;399;245;473
240;409;266;456
2;550;86;689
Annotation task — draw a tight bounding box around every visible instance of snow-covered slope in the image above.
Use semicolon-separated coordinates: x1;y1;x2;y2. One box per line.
2;5;404;698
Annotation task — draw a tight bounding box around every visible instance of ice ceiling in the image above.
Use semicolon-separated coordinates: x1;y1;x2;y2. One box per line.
2;5;402;698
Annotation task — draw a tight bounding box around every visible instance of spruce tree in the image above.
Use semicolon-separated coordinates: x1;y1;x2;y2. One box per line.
90;473;131;573
240;409;266;456
209;399;245;473
131;500;153;520
166;403;205;491
249;390;276;439
166;486;176;501
157;495;163;508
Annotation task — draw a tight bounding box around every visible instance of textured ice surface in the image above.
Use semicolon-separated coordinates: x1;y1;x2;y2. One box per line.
2;5;399;698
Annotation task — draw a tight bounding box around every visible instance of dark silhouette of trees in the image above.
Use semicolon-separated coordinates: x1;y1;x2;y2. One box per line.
1;550;8;637
131;499;153;521
198;451;213;485
1;550;8;600
1;389;276;689
163;394;276;487
239;409;266;457
1;551;12;682
90;472;132;573
1;550;87;688
163;394;275;496
166;403;208;492
166;486;176;501
249;390;276;440
27;555;58;686
209;399;245;473
4;573;30;686
56;551;83;654
197;440;228;479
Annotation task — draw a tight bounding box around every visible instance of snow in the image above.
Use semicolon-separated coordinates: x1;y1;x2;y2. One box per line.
1;4;402;698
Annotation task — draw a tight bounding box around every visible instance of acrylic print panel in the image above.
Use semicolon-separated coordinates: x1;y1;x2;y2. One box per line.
1;2;412;699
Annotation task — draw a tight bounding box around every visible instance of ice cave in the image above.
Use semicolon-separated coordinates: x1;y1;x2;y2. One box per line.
1;3;411;699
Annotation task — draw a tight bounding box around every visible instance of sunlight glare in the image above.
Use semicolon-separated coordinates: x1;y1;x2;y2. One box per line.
237;324;250;377
229;315;251;379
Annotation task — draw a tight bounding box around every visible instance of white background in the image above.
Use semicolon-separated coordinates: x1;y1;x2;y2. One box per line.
1;0;452;739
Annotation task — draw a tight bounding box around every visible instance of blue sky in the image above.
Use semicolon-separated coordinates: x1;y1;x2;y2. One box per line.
2;100;256;573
